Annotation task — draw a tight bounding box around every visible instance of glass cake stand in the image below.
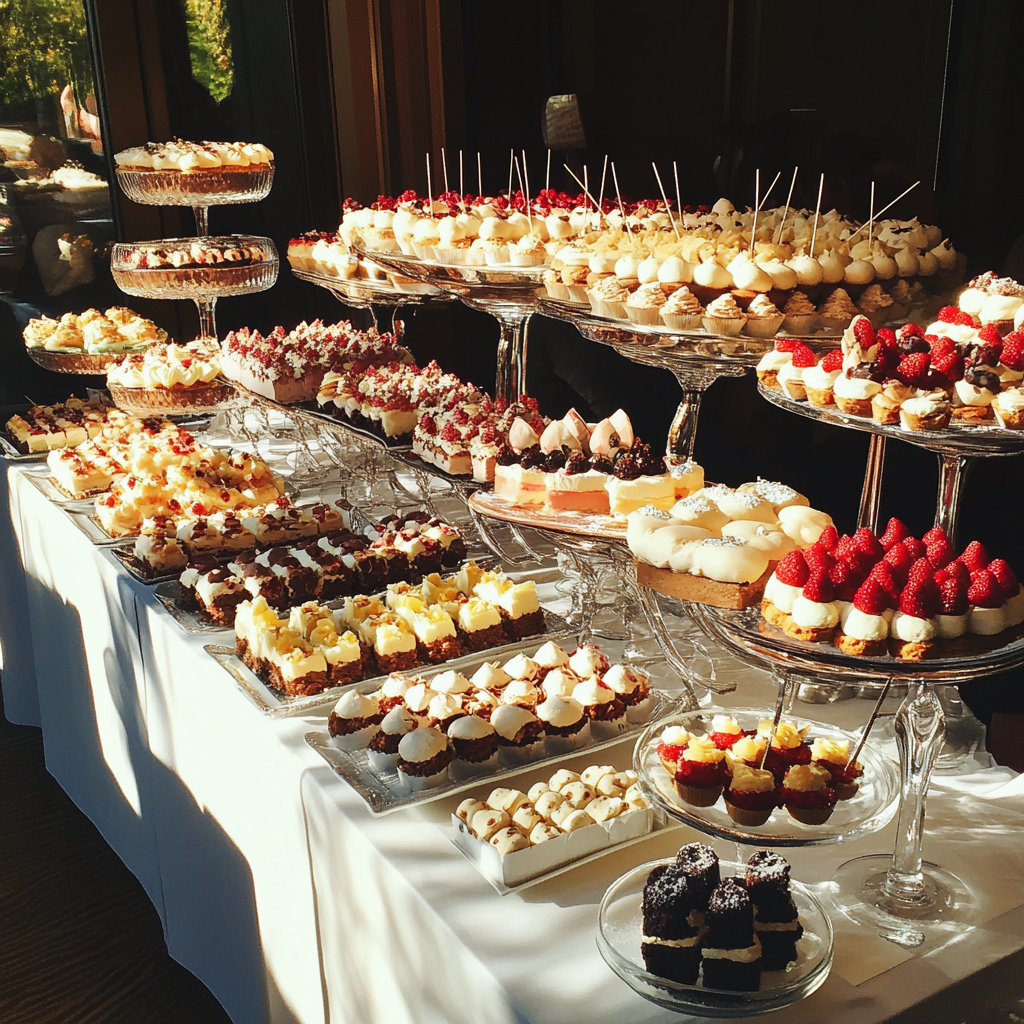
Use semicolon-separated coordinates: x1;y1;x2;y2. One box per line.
110;235;278;340
290;266;454;333
116;164;275;235
352;244;546;401
758;384;1024;542
536;295;836;462
685;600;1024;945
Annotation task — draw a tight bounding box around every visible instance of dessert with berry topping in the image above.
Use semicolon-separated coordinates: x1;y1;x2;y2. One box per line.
132;516;188;574
674;736;728;806
22;307;165;357
809;737;862;800
779;764;836;825
5;396;127;454
106;339;230;413
657;725;691;775
744;851;803;970
759;720;812;782
723;764;778;826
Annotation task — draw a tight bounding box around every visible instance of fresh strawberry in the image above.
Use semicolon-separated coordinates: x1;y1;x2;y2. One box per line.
868;561;901;603
959;540;989;572
977;324;1003;347
791;344;817;368
805;546;835;575
875;327;898;349
953;310;977;327
775;338;801;353
821;349;844;373
803;572;835;603
830;559;865;602
883;541;914;583
898;322;926;340
879;518;910;550
945;559;972;587
853;317;875;348
931;350;964;382
928;335;955;357
937;305;960;324
899;580;938;619
939;576;969;615
968;569;1002;608
874;347;900;374
907;557;935;586
835;535;856;561
853;577;890;614
925;531;954;569
903;536;927;562
775;550;810;588
816;524;839;553
987;558;1019;600
852;527;884;560
896;351;930;386
1000;331;1024;371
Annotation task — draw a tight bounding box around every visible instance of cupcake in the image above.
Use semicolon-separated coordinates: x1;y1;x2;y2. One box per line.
777;359;809;402
707;714;744;750
723;763;779;826
657;725;690;775
588;276;633;320
540;667;578;699
500;678;541;710
471;661;512;696
871;381;915;425
327;691;384;752
366;705;418;771
781;291;820;334
659;285;704;331
427;691;466;732
396;726;454;791
993;387;1024;429
543;268;568;300
503;652;540;683
899;391;952;431
758;720;811;782
449;714;498;766
803;354;842;407
779;763;836;824
702;293;747;336
673;736;727;807
833;372;881;417
568;643;609;680
532;640;571;673
742;294;785;338
374;671;413;713
571;677;627;738
536;694;590;752
817;287;859;332
491;704;543;763
857;282;894;327
602;664;653;723
625;282;669;326
724;733;767;774
657;255;695;295
754;345;792;390
809;736;862;800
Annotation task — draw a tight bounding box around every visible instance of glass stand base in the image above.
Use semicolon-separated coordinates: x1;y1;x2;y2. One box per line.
831;854;975;947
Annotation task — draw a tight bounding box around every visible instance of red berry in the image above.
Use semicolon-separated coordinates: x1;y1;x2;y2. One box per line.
868;561;901;603
928;336;955;357
896;351;930;386
959;540;989;572
987;558;1019;599
900;580;938;619
835;535;856;561
775;550;810;588
803;572;835;603
907;557;935;586
821;349;844;373
1000;331;1024;371
937;305;960;323
903;536;927;562
898;322;926;340
879;518;910;550
931;351;964;381
883;540;914;583
853;317;875;347
853;577;889;615
953;310;977;327
939;576;969;615
977;324;1003;345
791;344;817;368
830;559;864;602
852;527;884;560
946;559;972;587
775;338;801;353
805;546;835;575
816;524;839;553
926;534;954;569
875;327;898;349
968;569;1002;609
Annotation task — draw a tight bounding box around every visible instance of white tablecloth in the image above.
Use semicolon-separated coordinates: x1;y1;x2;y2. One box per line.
4;454;1024;1024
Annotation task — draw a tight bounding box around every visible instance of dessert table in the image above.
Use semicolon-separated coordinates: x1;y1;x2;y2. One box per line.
4;452;1024;1024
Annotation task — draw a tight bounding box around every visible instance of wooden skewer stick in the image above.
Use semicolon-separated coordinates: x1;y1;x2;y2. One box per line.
514;155;525;228
507;148;514;201
426;152;433;212
774;166;799;245
848;676;895;770
750;168;761;253
846;181;920;245
868;180;876;248
597;154;608;220
521;149;533;233
750;169;781;253
759;680;789;771
652;162;680;240
441;147;449;193
610;161;634;247
673;160;683;233
809;172;824;257
545;148;551;193
477;152;482;196
583;165;590;212
459;150;464;206
561;163;600;211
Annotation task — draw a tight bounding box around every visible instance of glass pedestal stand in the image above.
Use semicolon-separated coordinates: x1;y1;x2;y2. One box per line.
686;600;1024;944
352;246;548;401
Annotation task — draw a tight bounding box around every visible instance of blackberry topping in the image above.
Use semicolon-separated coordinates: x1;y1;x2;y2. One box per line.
521;444;545;469
495;444;518;467
964;366;1001;393
613;452;642;481
896;335;929;355
965;343;999;368
589;454;614;474
563;452;589;475
850;361;884;382
542;448;567;472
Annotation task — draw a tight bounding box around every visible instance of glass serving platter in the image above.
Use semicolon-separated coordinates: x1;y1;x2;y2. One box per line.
290;266;450;306
116;164;275;207
357;244;551;290
758;382;1024;456
468;487;627;541
24;349;127;375
203;607;573;718
597;857;833;1017
22;466;105;505
287;402;415;452
107;380;239;419
633;708;899;847
389;450;490;492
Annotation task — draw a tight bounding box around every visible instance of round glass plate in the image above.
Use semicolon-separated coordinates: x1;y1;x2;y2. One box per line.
290;266;449;306
107;381;239;417
25;349;126;374
110;235;279;301
116;165;274;206
758;382;1024;456
634;709;899;847
597;857;834;1017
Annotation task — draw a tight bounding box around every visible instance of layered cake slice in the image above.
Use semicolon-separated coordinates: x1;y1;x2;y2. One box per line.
641;863;704;984
701;878;762;991
743;851;803;970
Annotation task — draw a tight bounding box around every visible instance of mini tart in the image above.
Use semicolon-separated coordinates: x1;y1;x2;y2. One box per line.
899;397;951;432
779;784;836;825
762;744;811;784
673;759;727;807
781;616;835;644
814;758;863;800
833;626;888;658
759;596;791;629
723;785;779;826
889;637;937;661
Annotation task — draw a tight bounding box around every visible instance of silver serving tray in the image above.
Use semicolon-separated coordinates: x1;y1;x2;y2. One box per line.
304;684;686;815
204;607;574;718
0;434;50;461
111;544;187;585
154;581;231;633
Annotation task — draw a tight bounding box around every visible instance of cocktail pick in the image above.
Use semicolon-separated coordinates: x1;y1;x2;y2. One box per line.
809;172;824;257
545;148;551;193
597;154;608;223
673;160;682;230
477;152;482;196
561;163;600;211
750;169;781;253
507;148;514;201
848;675;894;770
868;180;876;248
521;149;533;233
610;161;633;247
425;152;433;212
458;150;464;208
774;166;798;245
653;162;680;240
846;181;920;246
441;147;449;193
759;680;788;771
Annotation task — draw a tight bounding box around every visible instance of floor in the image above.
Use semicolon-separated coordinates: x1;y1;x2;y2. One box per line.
0;682;231;1024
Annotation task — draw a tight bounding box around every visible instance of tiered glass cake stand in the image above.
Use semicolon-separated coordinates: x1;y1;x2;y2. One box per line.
352;244;546;401
110;236;278;341
116;163;274;236
684;599;1024;945
758;384;1024;540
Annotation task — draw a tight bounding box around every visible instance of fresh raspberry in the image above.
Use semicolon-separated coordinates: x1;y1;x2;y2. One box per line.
898;322;926;340
953;310;977;327
884;541;915;583
900;580;938;619
928;336;955;358
875;327;898;349
774;338;801;353
791;344;817;368
830;559;864;602
937;305;960;323
903;536;927;562
816;524;839;553
879;518;910;550
821;349;844;373
854;577;889;615
931;351;964;381
987;558;1019;600
853;317;875;347
775;550;810;587
896;351;930;386
968;342;1002;368
907;557;935;586
803;572;835;603
977;324;1003;346
853;527;884;560
968;569;1002;608
959;540;989;572
868;561;901;603
939;576;969;615
1000;331;1024;371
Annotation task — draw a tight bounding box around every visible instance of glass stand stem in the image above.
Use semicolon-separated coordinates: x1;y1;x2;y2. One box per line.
858;433;887;531
494;312;532;402
194;298;218;340
666;391;703;462
935;453;970;544
193;204;210;236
